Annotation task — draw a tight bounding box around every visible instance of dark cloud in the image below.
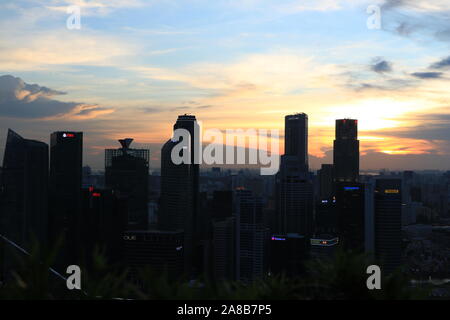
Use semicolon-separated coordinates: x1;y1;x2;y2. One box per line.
0;75;110;119
139;107;162;113
196;105;213;109
371;59;393;73
430;56;450;70
380;0;450;43
352;78;414;91
139;104;214;114
411;72;443;79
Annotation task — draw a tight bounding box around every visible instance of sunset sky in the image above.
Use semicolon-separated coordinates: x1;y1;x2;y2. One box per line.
1;0;450;171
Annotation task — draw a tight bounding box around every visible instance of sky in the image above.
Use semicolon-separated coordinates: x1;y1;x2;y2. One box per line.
0;0;450;171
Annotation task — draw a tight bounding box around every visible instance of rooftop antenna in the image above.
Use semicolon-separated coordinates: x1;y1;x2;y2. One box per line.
118;138;133;153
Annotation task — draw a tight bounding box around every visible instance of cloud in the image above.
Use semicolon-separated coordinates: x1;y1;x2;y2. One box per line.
46;0;148;16
430;56;450;70
371;59;393;73
0;75;113;119
138;104;214;114
0;29;134;71
411;72;443;79
380;0;450;42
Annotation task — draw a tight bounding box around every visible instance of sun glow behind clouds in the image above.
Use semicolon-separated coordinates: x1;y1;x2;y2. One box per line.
325;98;424;131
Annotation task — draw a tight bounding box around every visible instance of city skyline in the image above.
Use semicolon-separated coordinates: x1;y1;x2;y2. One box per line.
1;0;450;171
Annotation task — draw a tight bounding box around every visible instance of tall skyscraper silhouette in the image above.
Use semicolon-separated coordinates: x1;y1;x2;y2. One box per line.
159;114;200;276
285;113;308;172
235;188;268;283
49;131;83;269
105;138;149;230
333;119;359;182
374;179;402;274
276;113;313;237
0;129;48;249
335;182;365;252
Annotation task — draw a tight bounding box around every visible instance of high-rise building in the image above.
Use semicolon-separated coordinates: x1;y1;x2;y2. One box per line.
212;217;236;281
105;138;149;230
209;191;236;282
276;155;313;236
123;230;184;283
374;179;402;274
315;198;337;235
276;113;313;237
80;187;128;269
269;233;308;277
284;113;308;172
318;164;334;199
335;182;365;253
0;129;48;249
333;119;359;182
49;131;83;269
159;115;200;276
235;189;269;283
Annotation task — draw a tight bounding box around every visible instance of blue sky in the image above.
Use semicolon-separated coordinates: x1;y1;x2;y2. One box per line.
1;0;450;170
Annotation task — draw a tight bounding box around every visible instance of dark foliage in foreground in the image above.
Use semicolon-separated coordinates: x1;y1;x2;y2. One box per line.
0;242;430;300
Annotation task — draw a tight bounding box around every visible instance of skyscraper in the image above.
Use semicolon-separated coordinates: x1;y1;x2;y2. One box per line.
333;119;359;182
0;129;48;249
80;186;128;269
235;188;269;283
374;179;402;274
105;138;149;230
318;164;334;199
212;217;236;281
276;113;313;237
285;113;308;172
276;155;314;235
335;182;365;253
159;114;200;276
49;131;83;269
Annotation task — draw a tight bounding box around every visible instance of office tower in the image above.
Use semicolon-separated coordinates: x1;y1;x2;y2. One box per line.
80;187;128;269
335;182;365;252
374;179;402;274
159;114;200;276
284;113;308;172
235;189;269;283
269;234;308;277
276;155;314;236
315;198;337;234
105;138;149;230
276;113;313;237
318;164;334;199
212;217;236;281
123;230;184;283
0;129;48;249
333;119;359;182
210;190;236;281
49;131;82;269
310;235;339;260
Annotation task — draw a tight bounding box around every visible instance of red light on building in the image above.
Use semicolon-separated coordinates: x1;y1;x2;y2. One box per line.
89;186;94;192
62;133;75;138
92;192;101;197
